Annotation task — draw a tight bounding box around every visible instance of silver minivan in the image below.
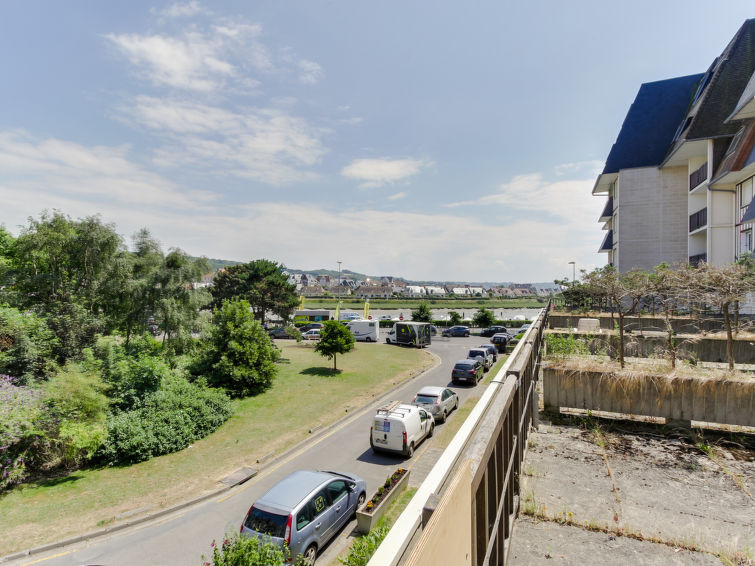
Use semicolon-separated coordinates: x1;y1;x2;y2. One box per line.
241;470;366;564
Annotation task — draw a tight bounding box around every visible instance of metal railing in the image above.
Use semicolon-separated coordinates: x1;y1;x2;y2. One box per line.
689;162;707;191
368;303;549;565
689;207;707;232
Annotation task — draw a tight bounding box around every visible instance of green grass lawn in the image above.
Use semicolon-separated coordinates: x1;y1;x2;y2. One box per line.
0;342;432;556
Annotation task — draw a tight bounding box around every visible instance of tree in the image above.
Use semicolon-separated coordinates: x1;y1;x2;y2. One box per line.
473;307;495;328
191;300;279;397
411;301;432;322
696;262;753;370
648;263;685;368
448;311;462;325
314;320;355;372
210;259;298;324
582;266;650;368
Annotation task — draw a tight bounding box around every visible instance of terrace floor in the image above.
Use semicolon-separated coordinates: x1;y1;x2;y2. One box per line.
508;413;754;565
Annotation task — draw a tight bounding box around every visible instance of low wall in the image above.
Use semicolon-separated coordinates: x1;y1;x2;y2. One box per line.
543;367;754;427
547;313;749;334
546;331;755;364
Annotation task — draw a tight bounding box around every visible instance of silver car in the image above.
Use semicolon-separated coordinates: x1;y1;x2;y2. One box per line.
467;347;494;370
478;343;498;363
411;386;459;423
241;470;366;565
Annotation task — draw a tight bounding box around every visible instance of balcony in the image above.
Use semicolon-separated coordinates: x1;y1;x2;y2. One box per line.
689;253;707;267
689;207;707;232
599;196;613;222
689;162;707;191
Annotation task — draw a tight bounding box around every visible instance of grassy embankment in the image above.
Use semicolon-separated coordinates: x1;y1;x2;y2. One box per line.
0;342;432;556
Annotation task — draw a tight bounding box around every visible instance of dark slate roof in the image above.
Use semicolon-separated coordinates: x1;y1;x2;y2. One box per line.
672;19;755;145
599;230;613;252
602;74;703;174
742;200;755;223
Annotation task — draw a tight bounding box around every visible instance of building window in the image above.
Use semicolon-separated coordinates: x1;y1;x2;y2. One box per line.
741;229;753;256
738;176;754;222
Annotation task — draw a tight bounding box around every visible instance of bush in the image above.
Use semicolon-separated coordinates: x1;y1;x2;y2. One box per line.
202;533;293;566
338;521;391;566
43;364;109;468
544;333;592;357
0;375;48;490
191;300;280;397
0;306;57;383
98;376;231;465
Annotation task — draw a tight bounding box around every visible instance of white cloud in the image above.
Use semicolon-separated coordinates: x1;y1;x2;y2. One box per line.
388;192;406;200
119;97;326;184
155;1;203;18
298;59;323;84
341;157;428;188
555;160;604;177
0;130;214;210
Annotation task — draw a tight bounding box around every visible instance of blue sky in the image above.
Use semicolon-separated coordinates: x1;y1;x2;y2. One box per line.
1;2;753;282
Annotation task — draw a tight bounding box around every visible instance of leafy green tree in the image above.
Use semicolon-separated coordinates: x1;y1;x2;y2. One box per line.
191;300;279;396
448;311;462;326
314;320;355;371
210;259;298;324
411;301;432;322
0;226;15;293
472;307;495;328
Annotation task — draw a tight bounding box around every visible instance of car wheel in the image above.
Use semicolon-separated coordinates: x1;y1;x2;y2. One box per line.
440;409;447;423
365;337;372;342
303;544;317;565
428;423;434;438
455;398;459;410
385;338;390;344
406;442;414;458
354;492;366;517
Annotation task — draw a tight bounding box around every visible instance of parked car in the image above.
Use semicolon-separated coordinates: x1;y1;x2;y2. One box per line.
480;325;508;337
411;386;458;423
268;327;291;339
478;343;498;363
300;322;324;333
429;325;438;336
467;347;494;370
442;325;470;337
452;358;484;385
302;329;321;340
370;402;434;457
515;324;531;335
379;315;394;321
241;469;366;565
490;333;510;353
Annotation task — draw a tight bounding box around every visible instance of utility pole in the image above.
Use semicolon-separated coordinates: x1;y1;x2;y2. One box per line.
568;261;576;283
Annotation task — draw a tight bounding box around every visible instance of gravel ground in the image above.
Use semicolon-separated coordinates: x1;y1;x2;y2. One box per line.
508;415;754;565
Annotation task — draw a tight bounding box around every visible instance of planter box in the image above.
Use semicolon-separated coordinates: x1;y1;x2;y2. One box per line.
356;469;410;534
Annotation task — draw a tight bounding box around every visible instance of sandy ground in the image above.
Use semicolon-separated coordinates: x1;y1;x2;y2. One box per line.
508;415;754;565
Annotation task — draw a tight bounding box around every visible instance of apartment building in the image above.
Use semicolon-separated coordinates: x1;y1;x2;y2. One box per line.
593;19;755;271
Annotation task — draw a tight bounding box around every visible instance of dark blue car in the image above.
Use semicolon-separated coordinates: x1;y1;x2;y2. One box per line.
443;325;470;337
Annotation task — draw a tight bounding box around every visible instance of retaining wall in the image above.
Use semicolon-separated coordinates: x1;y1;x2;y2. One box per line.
542;367;754;427
547;313;753;334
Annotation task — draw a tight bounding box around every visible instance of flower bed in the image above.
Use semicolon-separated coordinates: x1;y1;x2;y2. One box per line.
356;468;410;533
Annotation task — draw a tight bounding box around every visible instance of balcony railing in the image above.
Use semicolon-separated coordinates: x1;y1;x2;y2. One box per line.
689;207;707;232
689;253;707;267
689;162;707;191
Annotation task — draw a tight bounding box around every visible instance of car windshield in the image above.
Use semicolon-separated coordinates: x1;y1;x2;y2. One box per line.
415;394;438;404
244;507;288;537
468;350;485;357
455;363;473;370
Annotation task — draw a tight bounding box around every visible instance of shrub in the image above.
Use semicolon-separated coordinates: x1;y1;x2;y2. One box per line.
202;533;292;566
544;333;592;357
98;376;231;465
43;364;109;468
191;300;280;397
0;306;57;383
0;375;48;490
338;521;391;566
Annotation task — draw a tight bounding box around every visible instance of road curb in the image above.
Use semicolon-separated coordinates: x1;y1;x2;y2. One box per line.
0;347;441;564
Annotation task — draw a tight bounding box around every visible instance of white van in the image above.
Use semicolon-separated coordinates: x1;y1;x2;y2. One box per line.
370;402;434;457
346;319;379;342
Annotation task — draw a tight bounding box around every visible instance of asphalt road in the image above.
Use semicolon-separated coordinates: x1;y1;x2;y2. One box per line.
8;334;492;566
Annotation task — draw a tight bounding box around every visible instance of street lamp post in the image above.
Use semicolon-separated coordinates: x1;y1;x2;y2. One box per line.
337;260;342;298
568;261;576;283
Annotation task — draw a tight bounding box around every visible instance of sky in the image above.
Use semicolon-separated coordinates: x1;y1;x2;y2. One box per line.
1;2;753;283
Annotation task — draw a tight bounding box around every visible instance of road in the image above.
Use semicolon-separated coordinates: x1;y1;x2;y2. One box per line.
8;335;492;566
